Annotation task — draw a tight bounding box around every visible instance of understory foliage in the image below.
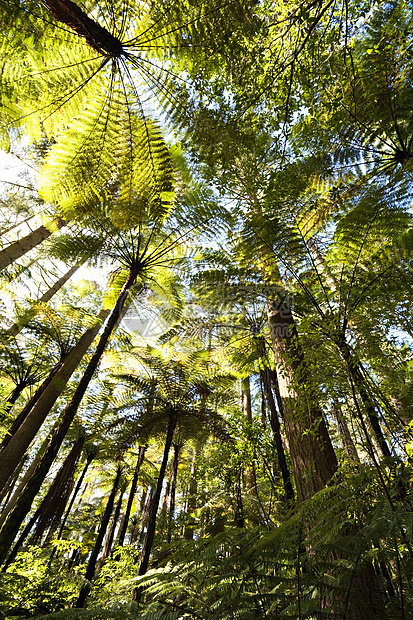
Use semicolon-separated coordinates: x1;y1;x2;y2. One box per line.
1;0;413;618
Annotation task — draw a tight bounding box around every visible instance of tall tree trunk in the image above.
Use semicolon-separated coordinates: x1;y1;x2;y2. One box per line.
118;446;146;547
336;337;392;458
0;360;64;450
0;219;65;272
75;466;122;608
0;270;136;562
184;445;200;540
39;264;80;303
136;409;177;579
260;365;294;502
2;437;84;569
0;432;51;528
40;0;124;56
266;299;338;502
241;376;258;494
32;436;85;545
167;443;180;543
0;307;110;492
96;487;125;573
332;400;360;461
7;264;82;338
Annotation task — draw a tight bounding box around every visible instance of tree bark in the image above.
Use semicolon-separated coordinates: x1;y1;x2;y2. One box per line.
266;298;337;502
39;0;124;56
96;487;125;573
184;445;200;540
2;437;84;569
136;409;177;579
0;307;110;492
0;220;65;272
260;365;294;502
332;400;360;461
167;443;180;543
75;466;122;608
336;337;392;458
0;269;135;562
118;446;146;547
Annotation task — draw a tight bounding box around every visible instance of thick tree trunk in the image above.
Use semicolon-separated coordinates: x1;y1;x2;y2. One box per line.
0;307;110;492
75;466;122;608
0;433;50;528
0;220;65;272
136;409;177;579
39;0;124;56
260;365;294;502
118;446;146;547
2;437;84;569
266;299;337;502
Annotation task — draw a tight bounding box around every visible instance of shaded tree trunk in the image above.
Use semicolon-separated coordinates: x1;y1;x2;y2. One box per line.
136;409;177;579
75;466;122;608
332;400;360;461
260;365;294;502
96;486;125;573
184;445;199;540
266;298;337;502
118;446;146;547
2;437;84;570
336;336;392;458
167;443;180;543
241;376;258;494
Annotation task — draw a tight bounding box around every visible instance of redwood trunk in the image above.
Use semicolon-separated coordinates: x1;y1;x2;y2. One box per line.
266;299;337;502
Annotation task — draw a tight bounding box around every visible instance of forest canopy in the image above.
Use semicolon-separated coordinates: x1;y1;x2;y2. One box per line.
0;0;413;618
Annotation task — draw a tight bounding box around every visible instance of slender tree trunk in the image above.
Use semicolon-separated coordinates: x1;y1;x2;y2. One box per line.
32;436;85;545
75;466;122;608
184;445;199;540
118;446;146;547
0;219;65;272
332;400;360;461
39;264;81;303
336;337;392;458
167;444;180;543
241;376;258;494
0;308;110;492
260;365;294;502
1;383;26;419
0;270;136;562
136;409;177;580
96;488;125;573
266;298;337;502
0;360;64;450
